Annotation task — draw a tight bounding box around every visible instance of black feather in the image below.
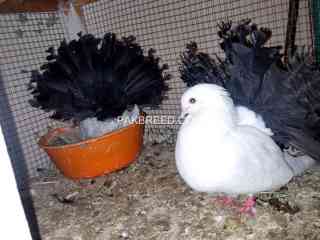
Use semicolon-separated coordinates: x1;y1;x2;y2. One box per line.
29;33;170;121
181;19;320;160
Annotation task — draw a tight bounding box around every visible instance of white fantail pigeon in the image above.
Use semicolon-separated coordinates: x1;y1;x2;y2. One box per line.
178;19;320;215
175;84;315;215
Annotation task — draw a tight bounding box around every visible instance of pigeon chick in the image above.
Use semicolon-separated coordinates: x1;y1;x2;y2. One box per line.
175;84;308;215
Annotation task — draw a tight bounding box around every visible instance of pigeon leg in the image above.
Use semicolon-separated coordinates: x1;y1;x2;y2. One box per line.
238;196;257;216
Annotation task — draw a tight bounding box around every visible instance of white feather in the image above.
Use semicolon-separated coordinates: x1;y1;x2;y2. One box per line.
284;152;316;176
175;84;294;195
80;105;140;140
59;0;85;40
236;106;273;136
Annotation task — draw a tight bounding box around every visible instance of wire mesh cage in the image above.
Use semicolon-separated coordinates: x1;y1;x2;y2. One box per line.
81;0;314;144
0;0;315;188
0;11;66;188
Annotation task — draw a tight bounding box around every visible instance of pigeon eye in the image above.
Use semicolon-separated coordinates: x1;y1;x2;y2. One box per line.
189;98;196;104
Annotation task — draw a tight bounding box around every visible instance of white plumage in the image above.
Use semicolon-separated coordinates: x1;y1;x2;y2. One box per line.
236;106;273;136
175;84;313;196
79;105;140;140
59;0;85;41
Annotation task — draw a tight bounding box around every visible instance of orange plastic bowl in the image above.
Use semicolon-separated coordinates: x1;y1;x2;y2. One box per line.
39;119;144;180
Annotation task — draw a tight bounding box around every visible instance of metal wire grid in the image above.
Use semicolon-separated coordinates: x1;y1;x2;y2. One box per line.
82;0;313;141
312;0;320;63
0;0;314;183
0;12;65;187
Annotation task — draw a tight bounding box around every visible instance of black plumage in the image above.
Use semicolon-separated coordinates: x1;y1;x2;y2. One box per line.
29;32;170;121
180;19;320;160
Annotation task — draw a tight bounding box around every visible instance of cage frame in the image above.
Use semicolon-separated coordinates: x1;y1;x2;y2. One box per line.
0;0;317;189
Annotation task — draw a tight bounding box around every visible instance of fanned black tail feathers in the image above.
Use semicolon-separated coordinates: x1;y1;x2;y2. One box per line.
29;32;170;121
180;41;227;88
180;19;320;160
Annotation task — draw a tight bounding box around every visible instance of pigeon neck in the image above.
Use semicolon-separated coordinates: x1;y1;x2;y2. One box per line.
186;104;237;134
206;107;237;129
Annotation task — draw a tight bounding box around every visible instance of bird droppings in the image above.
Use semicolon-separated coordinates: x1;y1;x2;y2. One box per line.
120;231;129;239
31;143;320;240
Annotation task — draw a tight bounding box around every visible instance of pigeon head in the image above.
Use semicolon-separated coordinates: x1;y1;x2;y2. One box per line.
180;83;234;120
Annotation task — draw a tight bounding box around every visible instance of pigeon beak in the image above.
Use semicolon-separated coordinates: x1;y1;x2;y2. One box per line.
179;109;189;122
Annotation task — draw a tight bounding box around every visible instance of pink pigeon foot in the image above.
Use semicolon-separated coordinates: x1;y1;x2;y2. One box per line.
238;196;257;216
